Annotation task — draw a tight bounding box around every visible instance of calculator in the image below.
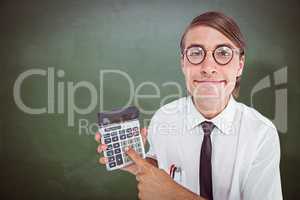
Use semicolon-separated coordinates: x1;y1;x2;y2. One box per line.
98;106;146;171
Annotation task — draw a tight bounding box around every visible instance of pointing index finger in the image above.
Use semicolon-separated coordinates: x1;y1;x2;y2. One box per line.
125;147;147;168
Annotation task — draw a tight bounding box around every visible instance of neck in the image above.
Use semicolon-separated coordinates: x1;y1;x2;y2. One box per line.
192;95;231;119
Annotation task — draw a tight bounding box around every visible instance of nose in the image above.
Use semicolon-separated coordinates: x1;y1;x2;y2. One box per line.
200;52;217;75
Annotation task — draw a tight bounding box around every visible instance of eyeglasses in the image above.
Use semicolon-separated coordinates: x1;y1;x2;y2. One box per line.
183;45;241;65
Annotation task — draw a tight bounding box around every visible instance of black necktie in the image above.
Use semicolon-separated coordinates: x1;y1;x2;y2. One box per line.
200;121;215;200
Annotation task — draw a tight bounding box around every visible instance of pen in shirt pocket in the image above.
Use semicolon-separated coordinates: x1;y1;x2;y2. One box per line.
169;164;182;183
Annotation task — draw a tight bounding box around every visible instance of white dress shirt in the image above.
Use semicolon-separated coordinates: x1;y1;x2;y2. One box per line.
146;95;282;200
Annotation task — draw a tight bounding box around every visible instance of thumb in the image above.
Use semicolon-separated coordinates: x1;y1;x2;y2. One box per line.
126;147;148;168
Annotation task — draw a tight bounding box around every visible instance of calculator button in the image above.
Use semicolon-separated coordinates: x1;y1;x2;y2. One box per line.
107;144;113;150
109;162;116;168
133;145;140;152
124;155;131;162
127;132;133;138
137;148;143;153
108;156;115;162
115;154;123;165
133;143;139;148
112;136;119;142
121;141;127;146
126;128;132;133
133;131;139;136
107;150;114;157
120;135;126;140
134;137;140;143
132;127;138;131
111;131;118;136
128;139;134;144
123;155;130;163
119;130;125;134
104;138;112;144
114;148;121;154
103;133;110;138
113;143;120;148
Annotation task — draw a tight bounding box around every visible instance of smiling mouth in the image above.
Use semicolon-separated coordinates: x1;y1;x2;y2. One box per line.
193;80;226;85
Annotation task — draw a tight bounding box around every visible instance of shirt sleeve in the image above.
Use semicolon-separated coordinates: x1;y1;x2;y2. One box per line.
242;127;283;200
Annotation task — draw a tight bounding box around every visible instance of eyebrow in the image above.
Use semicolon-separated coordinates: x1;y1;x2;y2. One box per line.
215;43;235;49
186;42;235;49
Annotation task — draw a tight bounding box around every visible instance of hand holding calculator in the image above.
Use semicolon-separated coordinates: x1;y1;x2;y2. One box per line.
97;106;146;171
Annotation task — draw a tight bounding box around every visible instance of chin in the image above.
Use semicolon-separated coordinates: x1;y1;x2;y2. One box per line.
193;94;228;111
193;94;223;102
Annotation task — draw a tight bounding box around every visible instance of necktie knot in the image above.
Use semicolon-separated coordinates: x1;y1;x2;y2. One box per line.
201;121;215;136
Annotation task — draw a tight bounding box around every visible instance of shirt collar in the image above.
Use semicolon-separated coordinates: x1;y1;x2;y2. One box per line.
185;95;237;135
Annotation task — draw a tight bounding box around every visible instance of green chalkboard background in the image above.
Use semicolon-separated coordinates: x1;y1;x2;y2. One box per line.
1;0;299;199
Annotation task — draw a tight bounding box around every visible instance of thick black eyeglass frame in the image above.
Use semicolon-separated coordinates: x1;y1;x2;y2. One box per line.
183;44;241;65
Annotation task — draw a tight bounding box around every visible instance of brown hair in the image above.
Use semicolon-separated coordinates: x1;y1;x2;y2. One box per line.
180;11;246;98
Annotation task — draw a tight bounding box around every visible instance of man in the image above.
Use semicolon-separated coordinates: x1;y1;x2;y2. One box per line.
96;11;282;200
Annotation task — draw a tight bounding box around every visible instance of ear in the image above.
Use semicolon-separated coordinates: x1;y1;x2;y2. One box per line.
237;55;245;77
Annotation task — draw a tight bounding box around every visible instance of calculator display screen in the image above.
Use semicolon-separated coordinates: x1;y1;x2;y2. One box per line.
98;106;139;126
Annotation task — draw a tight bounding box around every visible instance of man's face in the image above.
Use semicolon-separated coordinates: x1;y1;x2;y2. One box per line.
181;25;245;103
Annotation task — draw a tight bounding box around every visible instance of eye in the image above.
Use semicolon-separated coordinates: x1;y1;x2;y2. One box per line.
215;46;232;57
187;47;204;57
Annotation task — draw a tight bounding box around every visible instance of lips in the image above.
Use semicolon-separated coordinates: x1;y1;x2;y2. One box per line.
192;80;226;96
193;80;226;85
